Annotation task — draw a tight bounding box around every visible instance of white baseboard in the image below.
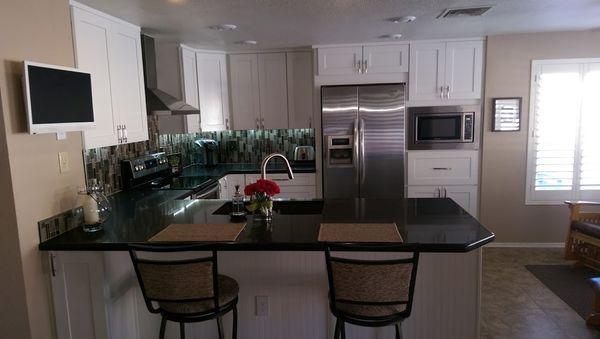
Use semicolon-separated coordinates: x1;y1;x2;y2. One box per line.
485;242;564;248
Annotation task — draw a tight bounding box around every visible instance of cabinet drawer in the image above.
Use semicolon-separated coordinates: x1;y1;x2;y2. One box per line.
277;185;317;199
407;151;478;185
245;173;316;186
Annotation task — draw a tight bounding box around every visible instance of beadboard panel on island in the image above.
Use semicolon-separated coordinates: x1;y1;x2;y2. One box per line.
84;117;315;194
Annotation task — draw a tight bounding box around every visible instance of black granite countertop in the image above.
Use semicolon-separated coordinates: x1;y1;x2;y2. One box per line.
38;197;494;252
180;162;316;178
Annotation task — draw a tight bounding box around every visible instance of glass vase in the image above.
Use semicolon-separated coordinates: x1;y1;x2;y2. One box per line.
78;180;111;233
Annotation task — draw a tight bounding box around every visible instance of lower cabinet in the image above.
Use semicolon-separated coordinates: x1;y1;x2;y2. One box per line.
245;173;317;199
407;185;478;217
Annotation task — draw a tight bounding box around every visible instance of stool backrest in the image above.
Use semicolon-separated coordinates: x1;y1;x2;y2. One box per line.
129;244;220;315
325;245;419;320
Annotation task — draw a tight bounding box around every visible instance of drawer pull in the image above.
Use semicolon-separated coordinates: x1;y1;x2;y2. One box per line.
432;167;451;170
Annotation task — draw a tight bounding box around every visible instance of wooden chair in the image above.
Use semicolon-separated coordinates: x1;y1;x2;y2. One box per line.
324;244;419;339
565;201;600;270
588;278;600;328
129;244;238;339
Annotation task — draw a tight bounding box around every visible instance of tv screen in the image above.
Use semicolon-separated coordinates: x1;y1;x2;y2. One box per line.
23;61;95;134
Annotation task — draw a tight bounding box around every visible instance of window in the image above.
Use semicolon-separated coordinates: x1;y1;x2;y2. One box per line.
526;59;600;204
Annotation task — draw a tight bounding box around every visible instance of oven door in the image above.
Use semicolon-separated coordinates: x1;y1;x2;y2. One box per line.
415;114;463;143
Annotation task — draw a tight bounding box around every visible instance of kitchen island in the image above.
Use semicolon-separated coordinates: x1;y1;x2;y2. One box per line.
39;197;493;339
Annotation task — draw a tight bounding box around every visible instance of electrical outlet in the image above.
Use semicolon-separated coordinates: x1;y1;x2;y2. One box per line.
255;295;269;317
58;152;70;173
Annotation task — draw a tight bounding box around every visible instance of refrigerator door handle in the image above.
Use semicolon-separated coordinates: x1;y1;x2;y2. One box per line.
359;118;366;185
353;118;360;185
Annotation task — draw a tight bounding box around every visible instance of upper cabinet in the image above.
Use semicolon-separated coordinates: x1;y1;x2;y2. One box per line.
179;47;230;132
72;4;148;149
229;51;314;130
317;44;409;76
287;51;314;129
409;40;483;102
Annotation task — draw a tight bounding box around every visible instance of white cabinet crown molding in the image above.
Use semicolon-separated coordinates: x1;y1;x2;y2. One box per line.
70;1;140;31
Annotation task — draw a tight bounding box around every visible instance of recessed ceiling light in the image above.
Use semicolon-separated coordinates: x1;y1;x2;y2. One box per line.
235;40;258;45
388;16;416;24
208;24;238;31
378;34;403;40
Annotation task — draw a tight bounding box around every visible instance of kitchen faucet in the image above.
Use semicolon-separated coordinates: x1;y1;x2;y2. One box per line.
261;153;294;180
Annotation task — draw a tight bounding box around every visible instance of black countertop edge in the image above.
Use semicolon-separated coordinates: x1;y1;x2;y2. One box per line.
39;238;495;252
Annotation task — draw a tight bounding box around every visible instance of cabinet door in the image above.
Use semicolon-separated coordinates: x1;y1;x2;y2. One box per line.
49;252;108;339
408;42;446;101
444;41;483;100
258;53;289;129
407;185;442;198
73;8;119;149
443;185;478;217
317;46;362;75
180;46;200;133
363;44;409;74
197;53;230;131
229;54;261;130
110;23;148;144
286;51;314;129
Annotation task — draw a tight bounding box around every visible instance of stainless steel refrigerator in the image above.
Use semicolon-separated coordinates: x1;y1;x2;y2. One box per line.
322;84;405;199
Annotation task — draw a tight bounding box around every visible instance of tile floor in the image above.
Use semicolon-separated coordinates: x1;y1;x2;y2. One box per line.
481;247;599;339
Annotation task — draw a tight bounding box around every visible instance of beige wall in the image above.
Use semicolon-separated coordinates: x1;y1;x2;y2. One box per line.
481;31;600;243
0;0;85;338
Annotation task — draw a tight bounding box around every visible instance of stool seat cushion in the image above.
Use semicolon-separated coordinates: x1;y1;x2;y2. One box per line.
335;301;407;318
159;274;239;315
571;221;600;238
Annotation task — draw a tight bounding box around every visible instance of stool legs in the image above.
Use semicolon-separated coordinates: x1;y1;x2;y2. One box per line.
232;305;238;339
179;322;185;339
334;319;340;339
395;323;402;339
216;316;224;339
159;316;167;339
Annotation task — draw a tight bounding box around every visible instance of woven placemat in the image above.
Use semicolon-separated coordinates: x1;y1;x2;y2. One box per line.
149;223;246;242
318;223;403;243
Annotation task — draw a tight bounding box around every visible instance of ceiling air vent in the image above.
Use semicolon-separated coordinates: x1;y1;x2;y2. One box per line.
438;6;493;18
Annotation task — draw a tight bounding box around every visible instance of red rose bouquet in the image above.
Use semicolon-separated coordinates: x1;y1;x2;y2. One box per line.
244;179;280;219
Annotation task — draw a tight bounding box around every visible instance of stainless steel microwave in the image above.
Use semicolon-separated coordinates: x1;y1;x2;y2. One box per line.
407;105;481;150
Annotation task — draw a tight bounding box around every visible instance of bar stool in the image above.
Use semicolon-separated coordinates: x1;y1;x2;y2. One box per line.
324;245;419;339
129;244;238;339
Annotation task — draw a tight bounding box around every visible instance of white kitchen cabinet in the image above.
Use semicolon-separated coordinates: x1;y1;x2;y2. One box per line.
407;185;478;217
362;44;409;74
72;5;148;149
407;150;479;186
286;51;314;129
409;40;483;102
245;173;317;199
180;46;200;133
258;53;288;129
49;252;108;339
317;44;408;76
196;52;230;131
317;46;363;75
228;54;261;130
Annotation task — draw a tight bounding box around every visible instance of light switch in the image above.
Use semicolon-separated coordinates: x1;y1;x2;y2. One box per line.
255;295;269;317
58;152;70;173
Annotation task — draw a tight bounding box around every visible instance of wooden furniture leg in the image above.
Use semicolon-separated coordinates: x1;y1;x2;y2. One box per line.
587;278;600;328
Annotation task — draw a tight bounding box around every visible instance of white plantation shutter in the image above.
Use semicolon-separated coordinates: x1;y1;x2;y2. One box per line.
526;59;600;204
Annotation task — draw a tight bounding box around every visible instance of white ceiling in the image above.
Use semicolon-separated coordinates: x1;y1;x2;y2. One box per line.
77;0;600;50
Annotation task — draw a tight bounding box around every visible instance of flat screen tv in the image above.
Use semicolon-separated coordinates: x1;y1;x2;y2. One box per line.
22;61;95;134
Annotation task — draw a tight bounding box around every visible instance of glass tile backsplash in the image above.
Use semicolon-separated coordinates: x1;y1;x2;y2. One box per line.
84;117;315;194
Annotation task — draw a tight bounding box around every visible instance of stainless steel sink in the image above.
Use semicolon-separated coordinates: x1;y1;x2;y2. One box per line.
213;200;324;215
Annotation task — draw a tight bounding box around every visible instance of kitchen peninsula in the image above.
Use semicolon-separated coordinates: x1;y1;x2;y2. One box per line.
39;196;493;339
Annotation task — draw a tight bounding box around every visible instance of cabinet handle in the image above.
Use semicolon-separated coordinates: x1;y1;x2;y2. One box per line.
256;118;260;130
225;118;230;130
50;253;57;277
432;167;451;170
440;86;444;99
117;125;122;143
309;116;312;128
363;59;368;74
446;85;451;99
435;187;441;198
261;118;265;129
357;60;362;74
122;124;128;143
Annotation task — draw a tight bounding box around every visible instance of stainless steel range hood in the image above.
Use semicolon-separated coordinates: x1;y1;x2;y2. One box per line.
141;35;200;116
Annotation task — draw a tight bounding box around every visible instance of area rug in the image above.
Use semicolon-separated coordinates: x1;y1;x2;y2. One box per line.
526;264;597;319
